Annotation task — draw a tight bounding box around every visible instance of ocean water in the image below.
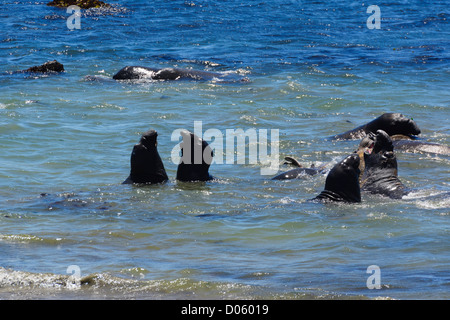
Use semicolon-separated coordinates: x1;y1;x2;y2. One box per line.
0;0;448;300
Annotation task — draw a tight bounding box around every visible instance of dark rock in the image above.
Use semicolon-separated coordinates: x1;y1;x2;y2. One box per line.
47;0;110;9
24;60;65;73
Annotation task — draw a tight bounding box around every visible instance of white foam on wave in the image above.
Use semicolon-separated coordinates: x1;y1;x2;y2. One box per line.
0;267;80;290
403;189;450;210
415;197;450;210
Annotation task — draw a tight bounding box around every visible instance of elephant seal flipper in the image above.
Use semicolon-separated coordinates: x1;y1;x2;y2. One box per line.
283;156;303;167
271;167;322;180
313;154;361;203
123;130;168;185
272;156;331;180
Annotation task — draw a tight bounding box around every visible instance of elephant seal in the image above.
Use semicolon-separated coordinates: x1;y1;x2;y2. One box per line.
331;113;448;155
391;138;450;156
272;157;327;180
113;66;222;81
331;113;421;140
313;154;361;203
113;66;247;82
123;130;169;184
360;130;407;199
176;130;214;182
274;133;376;181
271;166;325;180
23;60;65;73
272;133;375;182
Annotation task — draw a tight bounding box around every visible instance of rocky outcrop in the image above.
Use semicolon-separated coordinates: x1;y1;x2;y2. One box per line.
24;60;65;73
46;0;110;9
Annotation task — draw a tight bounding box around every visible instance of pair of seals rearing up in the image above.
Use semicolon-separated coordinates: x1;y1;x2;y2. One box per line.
273;112;419;181
313;130;407;202
272;113;450;202
123;129;213;185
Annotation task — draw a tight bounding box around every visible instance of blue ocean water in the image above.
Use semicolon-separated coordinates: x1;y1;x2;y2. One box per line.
0;0;449;299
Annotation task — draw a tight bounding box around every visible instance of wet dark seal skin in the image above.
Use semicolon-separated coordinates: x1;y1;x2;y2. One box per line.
360;130;407;199
176;130;214;182
271;167;325;180
391;138;450;156
113;66;223;81
330;113;448;155
271;157;327;180
331;113;421;140
313;154;361;203
273;132;377;181
123;130;168;185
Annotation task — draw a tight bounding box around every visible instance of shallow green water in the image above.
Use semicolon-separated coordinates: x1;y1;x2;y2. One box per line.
0;0;448;300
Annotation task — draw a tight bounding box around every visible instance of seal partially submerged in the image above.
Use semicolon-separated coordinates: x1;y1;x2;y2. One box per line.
313;154;361;203
176;130;214;182
391;138;450;156
360;130;407;199
123;130;168;185
272;134;375;181
271;157;327;180
331;113;448;155
331;113;421;140
113;66;248;82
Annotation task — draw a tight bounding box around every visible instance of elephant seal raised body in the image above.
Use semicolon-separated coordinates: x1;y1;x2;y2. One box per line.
176;130;214;182
360;130;407;199
313;154;361;203
123;130;168;185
